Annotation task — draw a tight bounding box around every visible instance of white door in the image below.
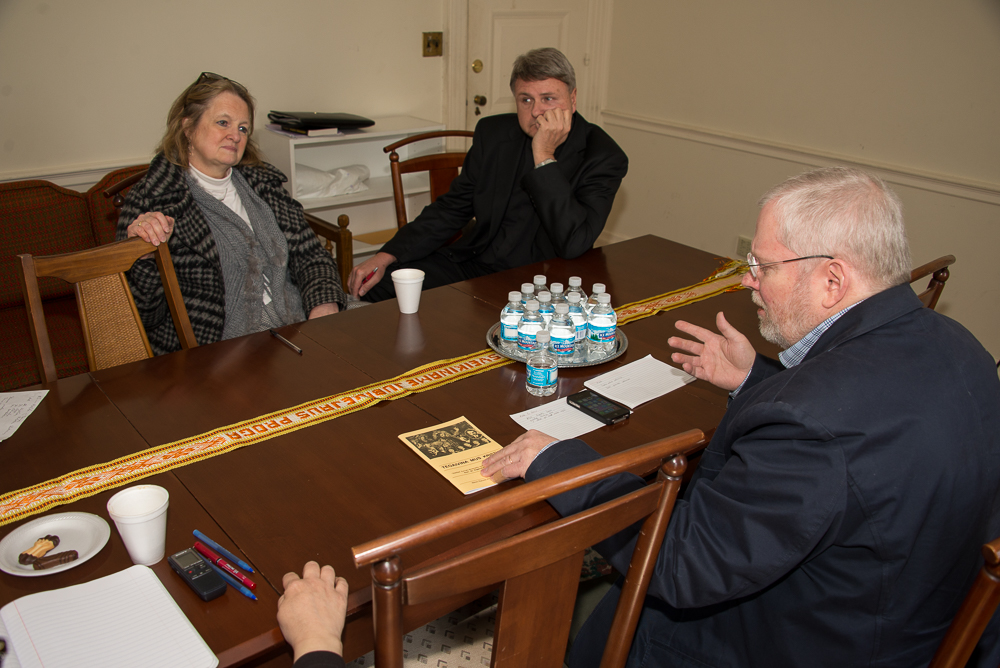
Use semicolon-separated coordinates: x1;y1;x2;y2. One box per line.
465;0;595;130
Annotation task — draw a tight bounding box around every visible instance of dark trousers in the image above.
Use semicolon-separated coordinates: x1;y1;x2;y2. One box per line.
363;252;497;302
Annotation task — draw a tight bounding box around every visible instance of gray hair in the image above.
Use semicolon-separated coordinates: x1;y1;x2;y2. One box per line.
509;47;576;93
759;166;911;291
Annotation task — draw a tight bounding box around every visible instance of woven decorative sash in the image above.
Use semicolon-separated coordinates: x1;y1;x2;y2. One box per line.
0;261;745;526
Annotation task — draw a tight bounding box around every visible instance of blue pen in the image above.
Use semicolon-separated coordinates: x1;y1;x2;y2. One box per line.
193;529;255;573
207;560;257;601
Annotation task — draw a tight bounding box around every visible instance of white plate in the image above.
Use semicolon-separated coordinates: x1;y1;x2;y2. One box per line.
0;512;110;577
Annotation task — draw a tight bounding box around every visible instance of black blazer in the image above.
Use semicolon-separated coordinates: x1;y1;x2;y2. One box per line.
381;112;628;271
529;283;1000;667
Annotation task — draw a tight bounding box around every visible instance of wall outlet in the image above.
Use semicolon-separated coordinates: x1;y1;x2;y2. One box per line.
736;235;752;258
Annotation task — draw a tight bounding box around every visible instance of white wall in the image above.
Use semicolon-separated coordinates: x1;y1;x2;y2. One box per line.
600;0;1000;358
0;0;445;179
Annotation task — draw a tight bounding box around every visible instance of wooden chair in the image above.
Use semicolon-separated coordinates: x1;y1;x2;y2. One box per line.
353;429;705;668
910;255;956;310
304;213;353;287
383;130;476;229
104;169;355;287
17;237;196;383
928;536;1000;668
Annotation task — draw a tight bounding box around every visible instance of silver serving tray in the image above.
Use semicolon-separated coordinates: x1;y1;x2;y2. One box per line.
486;322;628;368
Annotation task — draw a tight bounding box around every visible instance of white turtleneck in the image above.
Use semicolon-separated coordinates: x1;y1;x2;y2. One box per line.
188;165;252;230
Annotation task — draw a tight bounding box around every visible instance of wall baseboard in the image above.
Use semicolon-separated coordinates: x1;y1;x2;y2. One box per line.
601;109;1000;207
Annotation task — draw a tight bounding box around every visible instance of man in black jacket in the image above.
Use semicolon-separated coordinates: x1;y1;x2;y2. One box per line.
349;47;628;301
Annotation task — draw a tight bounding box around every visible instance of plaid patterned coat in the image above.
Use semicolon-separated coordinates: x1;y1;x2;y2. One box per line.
116;154;345;355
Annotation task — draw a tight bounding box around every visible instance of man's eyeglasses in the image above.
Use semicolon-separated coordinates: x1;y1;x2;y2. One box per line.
745;253;833;280
196;72;248;94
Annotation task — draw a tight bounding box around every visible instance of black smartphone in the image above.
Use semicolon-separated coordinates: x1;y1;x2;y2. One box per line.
168;547;227;601
567;389;631;425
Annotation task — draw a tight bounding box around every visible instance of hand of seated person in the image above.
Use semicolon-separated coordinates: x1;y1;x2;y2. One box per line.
481;429;556;480
127;211;175;259
309;303;340;318
277;561;349;663
668;312;756;391
348;252;396;298
531;108;573;165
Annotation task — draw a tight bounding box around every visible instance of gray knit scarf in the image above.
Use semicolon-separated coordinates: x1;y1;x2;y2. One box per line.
186;169;305;340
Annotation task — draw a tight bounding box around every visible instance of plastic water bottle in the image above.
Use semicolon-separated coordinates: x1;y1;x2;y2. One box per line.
549;282;567;308
587;293;617;353
499;291;523;351
567;293;588;346
533;274;548;296
548;303;575;357
566;276;587;304
537;291;554;327
520;283;535;306
526;331;557;397
586;283;606;315
517;299;544;353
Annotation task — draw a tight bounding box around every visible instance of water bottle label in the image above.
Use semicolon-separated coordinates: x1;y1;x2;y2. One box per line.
551;335;574;355
574;323;587;341
501;323;519;341
518;332;537;351
527;365;557;386
588;324;616;342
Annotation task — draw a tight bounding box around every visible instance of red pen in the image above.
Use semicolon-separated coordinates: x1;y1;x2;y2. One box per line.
360;268;378;286
194;541;256;590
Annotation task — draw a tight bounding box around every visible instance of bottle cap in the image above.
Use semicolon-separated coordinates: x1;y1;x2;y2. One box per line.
555;303;569;313
525;299;539;310
535;331;551;342
550;282;563;293
592;283;606;293
567;293;581;303
568;276;582;287
533;275;547;285
508;291;522;301
537;292;551;302
521;283;534;294
598;293;611;303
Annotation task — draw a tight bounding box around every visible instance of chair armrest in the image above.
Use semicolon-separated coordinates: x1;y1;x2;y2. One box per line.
304;212;352;287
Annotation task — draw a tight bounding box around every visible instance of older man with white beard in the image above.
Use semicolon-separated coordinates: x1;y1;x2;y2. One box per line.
480;167;1000;667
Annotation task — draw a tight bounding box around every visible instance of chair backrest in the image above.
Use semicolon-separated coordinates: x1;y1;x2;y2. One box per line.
353;429;705;668
928;537;1000;668
910;255;956;310
383;131;475;229
17;237;197;383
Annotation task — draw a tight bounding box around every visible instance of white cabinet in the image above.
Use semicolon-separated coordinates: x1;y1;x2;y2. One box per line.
258;116;445;257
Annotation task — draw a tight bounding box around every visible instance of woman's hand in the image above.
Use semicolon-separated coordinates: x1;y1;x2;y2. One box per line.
127;212;175;246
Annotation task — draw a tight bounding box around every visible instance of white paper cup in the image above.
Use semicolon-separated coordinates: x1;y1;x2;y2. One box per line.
107;485;170;565
391;269;425;314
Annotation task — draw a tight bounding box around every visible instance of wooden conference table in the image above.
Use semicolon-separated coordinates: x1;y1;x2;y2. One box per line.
0;235;780;666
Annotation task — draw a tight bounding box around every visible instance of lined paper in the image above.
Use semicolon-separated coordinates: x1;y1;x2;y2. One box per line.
585;354;694;409
0;565;217;668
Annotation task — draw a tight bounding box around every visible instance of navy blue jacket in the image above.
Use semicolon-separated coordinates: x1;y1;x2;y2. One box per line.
529;283;1000;667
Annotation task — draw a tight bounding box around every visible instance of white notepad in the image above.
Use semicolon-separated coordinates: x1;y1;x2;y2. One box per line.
0;565;218;668
585;354;695;409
